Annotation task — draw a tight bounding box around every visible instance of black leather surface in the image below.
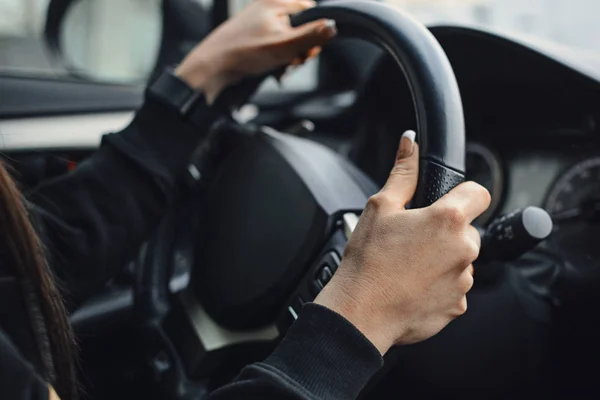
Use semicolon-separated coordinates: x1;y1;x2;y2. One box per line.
413;159;465;207
293;1;465;171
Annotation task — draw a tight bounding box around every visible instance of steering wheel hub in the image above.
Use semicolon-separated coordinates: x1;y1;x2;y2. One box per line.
193;128;376;329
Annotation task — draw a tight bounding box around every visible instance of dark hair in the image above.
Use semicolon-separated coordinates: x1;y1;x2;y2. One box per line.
0;162;77;400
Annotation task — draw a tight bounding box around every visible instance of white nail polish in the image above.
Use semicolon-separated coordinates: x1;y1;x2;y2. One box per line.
324;19;337;30
402;130;416;144
397;130;417;160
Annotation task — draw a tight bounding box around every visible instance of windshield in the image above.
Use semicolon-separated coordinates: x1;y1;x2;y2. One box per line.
2;0;599;84
384;0;600;53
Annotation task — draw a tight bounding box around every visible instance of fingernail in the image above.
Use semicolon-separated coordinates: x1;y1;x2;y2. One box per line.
396;130;416;160
318;19;337;36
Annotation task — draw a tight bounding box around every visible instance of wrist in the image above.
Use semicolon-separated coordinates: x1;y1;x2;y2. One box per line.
314;275;396;355
174;57;236;104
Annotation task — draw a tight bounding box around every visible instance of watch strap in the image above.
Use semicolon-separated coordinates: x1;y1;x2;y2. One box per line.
147;70;214;127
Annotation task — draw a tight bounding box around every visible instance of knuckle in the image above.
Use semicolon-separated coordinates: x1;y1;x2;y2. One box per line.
366;193;392;212
450;297;468;317
439;203;466;228
462;240;480;264
467;264;475;276
467;225;482;248
460;271;475;293
482;187;492;205
465;181;492;205
458;240;480;264
456;297;468;315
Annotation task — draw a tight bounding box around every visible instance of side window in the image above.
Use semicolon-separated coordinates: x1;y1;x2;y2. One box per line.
60;0;162;83
0;0;58;75
0;0;162;84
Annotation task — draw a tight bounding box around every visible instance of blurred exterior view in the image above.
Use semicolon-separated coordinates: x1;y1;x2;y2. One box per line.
2;0;600;84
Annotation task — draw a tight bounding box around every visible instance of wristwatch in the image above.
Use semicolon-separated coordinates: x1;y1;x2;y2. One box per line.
146;69;215;129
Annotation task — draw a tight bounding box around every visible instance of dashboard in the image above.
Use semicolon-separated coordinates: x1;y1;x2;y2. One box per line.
345;26;600;271
464;136;600;224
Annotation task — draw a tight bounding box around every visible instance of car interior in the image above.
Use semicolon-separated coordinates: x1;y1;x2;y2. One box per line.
0;0;599;399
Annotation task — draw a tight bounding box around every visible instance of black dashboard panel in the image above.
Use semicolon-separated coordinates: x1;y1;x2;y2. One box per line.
430;25;600;86
349;26;600;227
0;74;142;119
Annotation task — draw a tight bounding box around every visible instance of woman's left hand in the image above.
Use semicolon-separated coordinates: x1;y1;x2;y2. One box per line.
175;0;336;103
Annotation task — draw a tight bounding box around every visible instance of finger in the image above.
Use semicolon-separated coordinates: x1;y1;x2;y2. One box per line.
276;48;319;83
287;19;337;54
276;0;317;15
290;55;306;66
460;270;474;293
453;295;469;317
465;225;482;250
287;47;321;69
49;387;60;400
380;130;419;207
306;46;322;60
467;264;475;276
435;181;492;224
292;46;322;65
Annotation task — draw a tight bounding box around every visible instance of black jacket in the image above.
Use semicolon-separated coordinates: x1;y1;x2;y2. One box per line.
0;94;382;399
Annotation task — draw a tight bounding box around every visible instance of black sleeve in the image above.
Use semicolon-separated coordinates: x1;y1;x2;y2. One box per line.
209;303;383;400
0;329;48;400
28;96;217;304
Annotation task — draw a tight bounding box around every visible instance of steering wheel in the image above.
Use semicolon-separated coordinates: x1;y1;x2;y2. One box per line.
135;0;466;391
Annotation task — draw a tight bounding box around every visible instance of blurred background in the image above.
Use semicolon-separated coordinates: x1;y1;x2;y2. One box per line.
1;0;600;84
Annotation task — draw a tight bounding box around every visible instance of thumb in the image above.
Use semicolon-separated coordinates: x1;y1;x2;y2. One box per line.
381;130;419;208
287;19;337;55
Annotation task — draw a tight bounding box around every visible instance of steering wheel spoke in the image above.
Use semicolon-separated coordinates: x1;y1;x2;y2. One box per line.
277;219;350;331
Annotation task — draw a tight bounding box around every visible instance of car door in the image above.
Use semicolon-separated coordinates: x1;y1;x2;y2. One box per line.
0;0;214;332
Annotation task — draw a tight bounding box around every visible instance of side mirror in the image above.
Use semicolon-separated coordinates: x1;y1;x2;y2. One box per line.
44;0;163;83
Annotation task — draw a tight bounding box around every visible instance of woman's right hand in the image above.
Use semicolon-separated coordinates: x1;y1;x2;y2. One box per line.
175;0;336;103
315;131;491;355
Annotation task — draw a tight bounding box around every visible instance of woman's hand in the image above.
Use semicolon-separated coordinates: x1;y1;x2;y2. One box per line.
49;387;60;400
315;131;491;355
175;0;336;102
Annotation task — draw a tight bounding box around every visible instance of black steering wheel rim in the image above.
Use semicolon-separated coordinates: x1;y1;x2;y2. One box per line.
216;0;466;207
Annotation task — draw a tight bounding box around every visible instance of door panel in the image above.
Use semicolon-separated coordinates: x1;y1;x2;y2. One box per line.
0;111;133;151
0;74;142;118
